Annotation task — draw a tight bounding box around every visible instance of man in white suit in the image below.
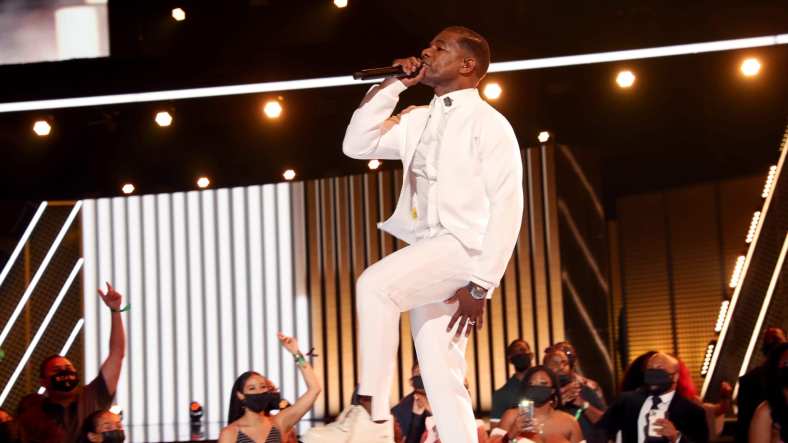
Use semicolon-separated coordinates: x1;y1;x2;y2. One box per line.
313;26;523;443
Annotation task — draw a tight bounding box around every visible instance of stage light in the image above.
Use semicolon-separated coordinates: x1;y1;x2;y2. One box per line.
714;300;730;333
333;0;348;7
483;82;502;100
729;255;746;288
263;100;283;119
762;165;777;198
283;169;296;180
701;340;717;376
122;183;135;195
740;57;761;77
197;177;210;188
155;111;173;127
538;131;550;143
368;160;381;170
172;8;186;22
616;70;636;88
745;211;761;244
33;120;51;136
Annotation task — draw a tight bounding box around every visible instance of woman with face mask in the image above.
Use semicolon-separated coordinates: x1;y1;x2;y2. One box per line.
79;410;125;443
749;342;788;443
490;366;583;443
219;332;321;443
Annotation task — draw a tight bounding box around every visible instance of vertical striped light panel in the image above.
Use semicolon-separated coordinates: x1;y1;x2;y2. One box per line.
82;184;310;442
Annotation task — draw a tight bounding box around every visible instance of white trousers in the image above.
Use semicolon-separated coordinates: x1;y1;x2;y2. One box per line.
357;234;479;443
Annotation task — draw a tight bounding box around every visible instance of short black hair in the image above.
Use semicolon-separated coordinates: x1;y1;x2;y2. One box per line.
39;355;63;379
506;339;531;357
443;26;491;79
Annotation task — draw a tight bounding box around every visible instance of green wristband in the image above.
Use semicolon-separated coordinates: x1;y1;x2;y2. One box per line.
294;352;307;367
111;304;131;313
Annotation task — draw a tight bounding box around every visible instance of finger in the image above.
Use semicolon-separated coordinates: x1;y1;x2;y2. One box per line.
455;316;468;339
97;288;106;298
444;294;457;304
476;315;484;330
446;311;461;332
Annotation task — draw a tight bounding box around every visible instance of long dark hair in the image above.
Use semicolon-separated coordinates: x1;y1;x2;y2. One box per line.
765;342;788;442
227;371;263;424
79;410;110;443
621;350;657;392
521;365;562;408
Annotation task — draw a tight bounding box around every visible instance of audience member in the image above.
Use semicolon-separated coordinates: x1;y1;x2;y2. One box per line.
79;409;124;442
598;352;708;443
16;283;126;443
544;348;606;442
392;363;431;443
219;332;321;443
550;341;606;405
738;327;786;442
490;366;582;443
748;342;788;443
491;339;534;425
621;351;658;392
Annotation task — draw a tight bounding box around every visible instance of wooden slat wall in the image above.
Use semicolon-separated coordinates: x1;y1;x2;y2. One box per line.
293;146;566;419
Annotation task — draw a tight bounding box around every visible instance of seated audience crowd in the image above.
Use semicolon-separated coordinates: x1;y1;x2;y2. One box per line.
0;279;783;443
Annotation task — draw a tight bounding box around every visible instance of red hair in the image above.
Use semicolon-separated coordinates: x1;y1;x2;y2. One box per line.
676;359;698;399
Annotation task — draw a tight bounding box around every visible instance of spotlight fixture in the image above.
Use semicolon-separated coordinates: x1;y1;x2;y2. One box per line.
483;82;502;100
263;100;283;119
33;120;51;136
616;70;636;88
537;131;550;143
761;165;777;198
368;160;381;170
745;211;761;244
740;57;761;77
714;300;730;333
155;111;173;127
121;183;135;195
333;0;348;7
700;340;717;376
729;255;746;289
283;169;296;181
172;8;186;21
197;177;210;188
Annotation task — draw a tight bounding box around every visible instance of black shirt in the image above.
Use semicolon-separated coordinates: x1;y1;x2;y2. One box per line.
491;375;524;421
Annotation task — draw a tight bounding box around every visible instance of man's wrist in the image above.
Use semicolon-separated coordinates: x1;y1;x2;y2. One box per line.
467;282;487;300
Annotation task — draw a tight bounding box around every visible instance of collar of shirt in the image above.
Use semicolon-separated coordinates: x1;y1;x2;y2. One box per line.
432;87;481;112
655;389;675;406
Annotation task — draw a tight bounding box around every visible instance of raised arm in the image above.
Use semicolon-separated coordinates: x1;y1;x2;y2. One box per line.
98;282;126;396
273;332;322;433
342;57;425;160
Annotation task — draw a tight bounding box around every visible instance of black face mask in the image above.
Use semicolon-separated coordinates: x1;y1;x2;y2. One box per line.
557;373;573;387
50;369;79;392
101;430;125;443
243;392;281;413
523;385;554;406
510;353;532;372
761;341;779;357
643;368;673;395
412;375;425;391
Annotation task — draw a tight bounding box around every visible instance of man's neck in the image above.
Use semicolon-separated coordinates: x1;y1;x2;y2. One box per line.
433;81;476;97
514;371;527;381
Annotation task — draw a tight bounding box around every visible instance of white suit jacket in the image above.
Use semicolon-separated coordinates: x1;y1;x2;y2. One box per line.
342;80;524;290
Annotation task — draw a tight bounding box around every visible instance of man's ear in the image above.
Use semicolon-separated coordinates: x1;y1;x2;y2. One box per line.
460;58;477;76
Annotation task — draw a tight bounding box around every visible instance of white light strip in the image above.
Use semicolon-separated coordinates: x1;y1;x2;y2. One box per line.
558;146;605;220
0;258;84;406
1;34;786;113
557;200;610;293
0;202;47;290
38;318;85;395
0;201;82;348
738;233;788;378
701;125;787;396
561;272;615;374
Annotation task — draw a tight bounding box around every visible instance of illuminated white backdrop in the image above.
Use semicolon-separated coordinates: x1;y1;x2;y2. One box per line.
82;183;311;442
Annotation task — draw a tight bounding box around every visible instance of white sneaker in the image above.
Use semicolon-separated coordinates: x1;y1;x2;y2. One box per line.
347;406;394;443
301;404;360;443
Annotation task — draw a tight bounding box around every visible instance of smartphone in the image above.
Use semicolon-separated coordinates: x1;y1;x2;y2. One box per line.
518;399;534;422
647;409;666;437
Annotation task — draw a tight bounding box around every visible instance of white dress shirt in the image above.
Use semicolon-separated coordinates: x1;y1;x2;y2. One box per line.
342;80;523;291
637;390;675;443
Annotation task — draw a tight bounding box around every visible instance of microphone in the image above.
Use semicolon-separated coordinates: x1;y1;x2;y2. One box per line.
353;62;422;80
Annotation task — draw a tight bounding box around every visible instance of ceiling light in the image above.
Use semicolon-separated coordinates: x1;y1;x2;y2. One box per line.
368;160;381;170
283;169;296;180
197;177;210;188
33;120;51;136
172;8;186;21
333;0;348;7
263;100;283;119
537;131;550;143
483;82;502;100
616;70;636;88
740;57;761;77
121;183;135;195
155;111;172;127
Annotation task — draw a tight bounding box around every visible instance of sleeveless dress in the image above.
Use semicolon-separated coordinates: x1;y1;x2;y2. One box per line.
237;427;282;443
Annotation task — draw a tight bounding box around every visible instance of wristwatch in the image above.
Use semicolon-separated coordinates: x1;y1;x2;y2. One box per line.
467;283;487;300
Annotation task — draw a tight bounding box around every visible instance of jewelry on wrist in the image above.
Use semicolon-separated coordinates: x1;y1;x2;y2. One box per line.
294;352;307;368
110;304;130;313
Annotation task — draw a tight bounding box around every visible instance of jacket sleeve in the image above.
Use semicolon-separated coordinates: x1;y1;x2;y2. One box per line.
342;80;409;160
470;121;524;290
677;399;710;443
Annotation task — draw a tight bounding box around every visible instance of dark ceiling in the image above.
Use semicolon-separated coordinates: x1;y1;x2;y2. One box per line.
0;0;786;217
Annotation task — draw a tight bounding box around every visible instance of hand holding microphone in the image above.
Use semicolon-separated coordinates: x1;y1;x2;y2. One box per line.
354;56;426;88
